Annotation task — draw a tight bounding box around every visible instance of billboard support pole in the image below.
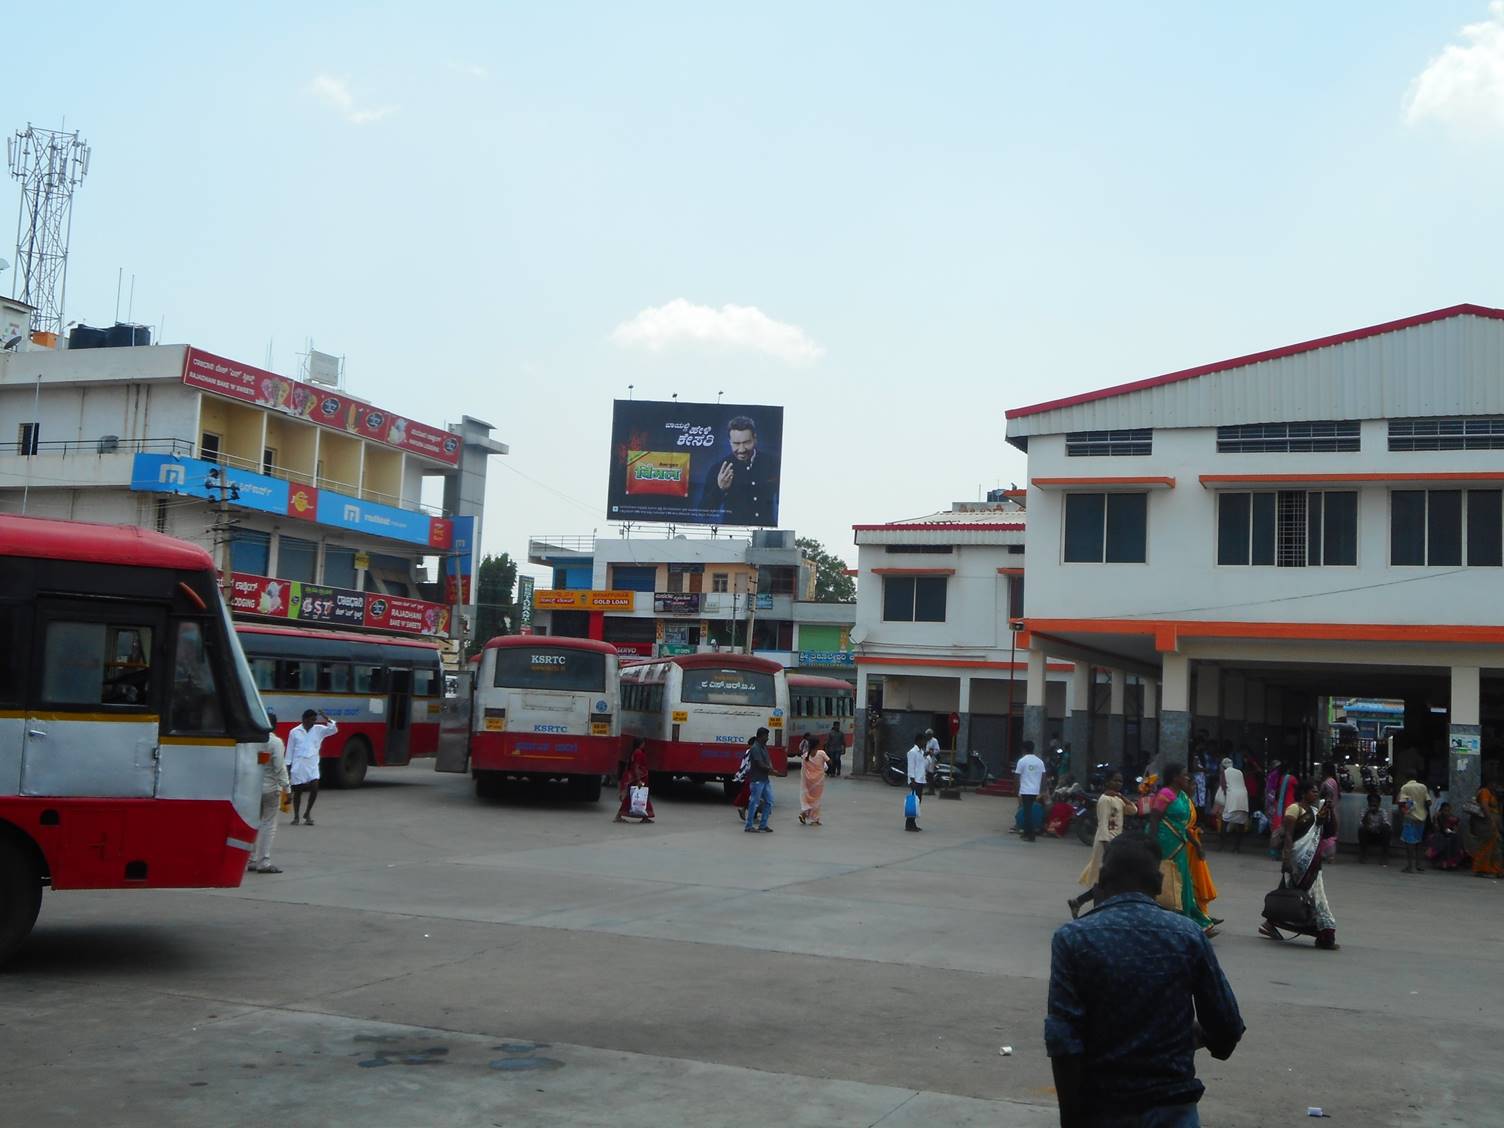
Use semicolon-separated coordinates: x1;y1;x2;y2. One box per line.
744;576;757;655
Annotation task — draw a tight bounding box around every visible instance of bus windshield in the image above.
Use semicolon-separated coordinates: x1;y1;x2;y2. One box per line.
493;647;607;692
681;667;775;707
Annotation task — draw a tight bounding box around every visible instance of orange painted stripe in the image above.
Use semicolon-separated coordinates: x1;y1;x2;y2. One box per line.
19;712;159;723
1200;472;1504;485
996;567;1025;576
160;736;237;747
855;655;1074;671
1022;617;1504;646
1031;476;1175;488
870;567;957;576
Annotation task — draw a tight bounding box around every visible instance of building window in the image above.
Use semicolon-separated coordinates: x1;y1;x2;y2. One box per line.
1215;420;1360;453
17;422;40;456
1063;493;1147;563
711;572;729;593
277;536;318;584
1391;489;1502;566
1389;417;1504;452
229;530;271;575
200;432;222;461
1006;574;1025;621
1217;491;1356;567
881;575;947;622
262;447;277;476
1065;428;1152;457
766;567;797;595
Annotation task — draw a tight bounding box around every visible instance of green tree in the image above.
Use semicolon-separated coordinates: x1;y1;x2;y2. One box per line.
796;537;856;603
474;552;518;645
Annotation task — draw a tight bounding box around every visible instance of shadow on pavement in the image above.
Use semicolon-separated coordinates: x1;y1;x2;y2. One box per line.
4;922;203;977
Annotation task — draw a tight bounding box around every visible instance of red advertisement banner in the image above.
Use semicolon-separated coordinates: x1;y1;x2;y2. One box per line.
230;573;451;637
183;348;461;466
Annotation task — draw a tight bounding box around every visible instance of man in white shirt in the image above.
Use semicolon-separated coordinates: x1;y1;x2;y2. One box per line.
286;709;338;826
923;742;940;796
1015;740;1047;842
251;712;290;873
906;731;928;832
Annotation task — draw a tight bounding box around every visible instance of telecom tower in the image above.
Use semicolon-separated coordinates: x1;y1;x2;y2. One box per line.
7;123;91;336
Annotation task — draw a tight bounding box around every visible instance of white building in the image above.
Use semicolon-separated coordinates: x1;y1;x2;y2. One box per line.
1;340;506;646
1005;303;1504;798
526;529;855;672
850;499;1085;775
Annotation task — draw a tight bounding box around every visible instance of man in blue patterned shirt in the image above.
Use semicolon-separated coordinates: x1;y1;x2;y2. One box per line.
1045;836;1244;1127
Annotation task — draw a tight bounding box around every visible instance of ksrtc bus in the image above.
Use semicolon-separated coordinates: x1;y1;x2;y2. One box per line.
787;673;856;753
441;636;621;802
619;654;789;795
236;624;444;788
0;515;271;964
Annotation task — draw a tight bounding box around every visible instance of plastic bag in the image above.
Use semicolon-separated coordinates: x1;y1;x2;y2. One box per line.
904;790;919;819
629;785;650;818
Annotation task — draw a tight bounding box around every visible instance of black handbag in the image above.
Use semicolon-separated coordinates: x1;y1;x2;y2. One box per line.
1263;872;1315;929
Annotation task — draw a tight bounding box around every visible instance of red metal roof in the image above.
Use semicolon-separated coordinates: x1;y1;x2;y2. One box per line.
1005;303;1504;420
0;514;215;571
483;634;620;656
788;673;856;690
234;622;441;651
851;522;1025;532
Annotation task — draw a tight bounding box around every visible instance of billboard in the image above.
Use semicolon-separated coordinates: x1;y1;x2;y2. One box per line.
606;400;783;526
182;348;460;465
230;573;451;637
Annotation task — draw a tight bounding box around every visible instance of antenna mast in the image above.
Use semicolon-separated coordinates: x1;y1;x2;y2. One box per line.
7;123;91;336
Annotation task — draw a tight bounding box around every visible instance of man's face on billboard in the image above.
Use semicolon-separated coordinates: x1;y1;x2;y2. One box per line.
729;427;756;460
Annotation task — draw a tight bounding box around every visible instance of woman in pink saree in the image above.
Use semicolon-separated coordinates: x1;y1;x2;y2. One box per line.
798;735;829;826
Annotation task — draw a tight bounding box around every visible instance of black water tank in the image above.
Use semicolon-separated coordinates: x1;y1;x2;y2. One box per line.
69;324;108;349
106;322;151;347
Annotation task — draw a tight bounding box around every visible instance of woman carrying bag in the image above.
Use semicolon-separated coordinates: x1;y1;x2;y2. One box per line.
614;737;655;824
1260;780;1339;950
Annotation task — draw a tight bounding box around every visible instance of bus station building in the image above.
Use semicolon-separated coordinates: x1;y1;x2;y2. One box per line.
1005;303;1504;800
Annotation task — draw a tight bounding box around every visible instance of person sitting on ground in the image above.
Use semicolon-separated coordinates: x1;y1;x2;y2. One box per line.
1426;801;1469;871
1047;835;1245;1128
1357;790;1391;866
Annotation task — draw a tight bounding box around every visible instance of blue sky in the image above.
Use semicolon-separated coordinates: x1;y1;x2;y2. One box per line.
10;2;1504;581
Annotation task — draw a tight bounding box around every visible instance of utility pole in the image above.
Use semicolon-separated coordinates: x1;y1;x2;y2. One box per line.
744;572;758;655
204;466;240;601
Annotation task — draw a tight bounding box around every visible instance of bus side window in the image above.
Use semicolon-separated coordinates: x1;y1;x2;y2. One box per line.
250;657;277;691
413;668;437;696
277;660;317;691
43;620;155;708
0;604;25;708
321;663;351;693
168;620;225;734
354;665;387;693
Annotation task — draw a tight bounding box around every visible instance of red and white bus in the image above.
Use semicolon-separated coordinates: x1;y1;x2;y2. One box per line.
788;673;856;752
0;515;272;964
619;654;790;796
440;636;620;802
236;623;444;788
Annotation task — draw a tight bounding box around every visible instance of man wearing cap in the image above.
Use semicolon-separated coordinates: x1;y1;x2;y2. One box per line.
286;709;338;826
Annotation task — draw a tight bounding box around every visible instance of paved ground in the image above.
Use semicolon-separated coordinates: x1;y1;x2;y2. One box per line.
3;770;1501;1127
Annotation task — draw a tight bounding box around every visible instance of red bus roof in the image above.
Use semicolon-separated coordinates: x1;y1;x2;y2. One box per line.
0;514;214;571
234;622;442;651
622;652;786;675
483;634;620;656
788;673;856;691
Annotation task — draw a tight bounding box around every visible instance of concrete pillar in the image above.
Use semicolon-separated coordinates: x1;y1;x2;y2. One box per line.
1156;653;1191;770
1108;668;1127;770
1141;676;1159;762
1066;662;1092;770
1023;647;1048;756
1222;673;1245;761
956;674;973;759
1450;665;1482;802
854;664;874;774
1193;664;1220;746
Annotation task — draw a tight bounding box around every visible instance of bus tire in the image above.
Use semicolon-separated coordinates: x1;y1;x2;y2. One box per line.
0;834;43;967
476;772;504;800
334;738;370;789
567;774;602;803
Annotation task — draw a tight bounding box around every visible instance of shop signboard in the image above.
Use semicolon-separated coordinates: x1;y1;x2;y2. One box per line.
534;589;636;610
606;399;783;526
230;572;451;637
612;642;655;658
755;593;774;610
182;347;460;465
130;453;451;549
653;592;702;614
798;650;854;667
517;576;535;630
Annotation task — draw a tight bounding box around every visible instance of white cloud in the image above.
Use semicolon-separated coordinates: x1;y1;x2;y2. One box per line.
610;299;825;365
1404;2;1504;130
309;74;396;125
446;61;489;80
